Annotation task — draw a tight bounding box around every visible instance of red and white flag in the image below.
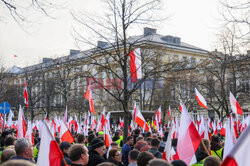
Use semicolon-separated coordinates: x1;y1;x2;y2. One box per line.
6;110;14;128
104;122;112;147
101;107;106;131
129;48;142;82
24;82;29;108
17;105;27;139
25;121;34;146
221;121;250;166
156;106;162;125
168;105;171;120
84;86;95;114
59;120;75;144
37;122;63;166
229;92;243;116
135;107;149;131
195;88;207;109
176;101;201;165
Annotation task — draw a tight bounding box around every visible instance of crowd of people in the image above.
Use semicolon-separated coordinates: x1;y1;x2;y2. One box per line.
0;126;225;166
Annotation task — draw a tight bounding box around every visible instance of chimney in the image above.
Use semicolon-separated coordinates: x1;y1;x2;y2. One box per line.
70;49;80;56
143;27;157;36
42;58;52;63
97;41;109;48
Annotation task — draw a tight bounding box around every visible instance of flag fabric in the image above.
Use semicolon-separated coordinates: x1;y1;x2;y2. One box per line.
17;105;27;139
84;86;90;101
229;92;243;116
156;106;162;125
221;122;250;166
163;127;174;161
24;82;29;108
176;101;201;165
104;122;112;147
59;120;75;144
135;107;149;131
25;121;34;146
223;118;235;159
168;105;171;120
37;122;63;166
6;110;14;128
195;88;207;109
101;108;106;131
84;86;95;114
128;48;142;82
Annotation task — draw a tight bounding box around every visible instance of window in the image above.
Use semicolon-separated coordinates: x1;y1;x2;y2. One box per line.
191;57;196;65
171;87;175;100
242;78;249;92
182;83;187;98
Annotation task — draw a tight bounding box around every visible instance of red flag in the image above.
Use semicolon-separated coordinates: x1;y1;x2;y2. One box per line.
84;86;95;114
128;48;142;82
168;105;171;120
17;105;26;139
195;88;207;109
24;82;29;108
59;121;75;144
37;122;63;166
230;92;243;116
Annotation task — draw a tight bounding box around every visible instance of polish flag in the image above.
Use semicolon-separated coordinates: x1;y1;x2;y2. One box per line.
6;110;14;128
221;122;250;166
198;115;205;138
135;107;148;131
128;48;142;82
25;121;34;146
63;106;67;123
24;82;29;108
132;101;137;122
195;88;207;109
59;120;75;144
17;105;27;139
230;92;243;116
104;122;112;147
156;106;162;125
163;127;174;161
84;86;95;114
168;105;171;120
176;101;201;165
37;122;63;166
101;108;106;131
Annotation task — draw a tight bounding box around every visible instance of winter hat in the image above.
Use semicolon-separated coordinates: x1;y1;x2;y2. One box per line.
90;138;105;150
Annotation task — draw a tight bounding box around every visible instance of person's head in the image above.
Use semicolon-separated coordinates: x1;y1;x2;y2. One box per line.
1;159;36;166
128;149;140;164
145;137;152;146
136;136;144;142
126;136;134;145
110;142;119;150
199;139;210;154
14;138;33;159
171;160;187;166
147;159;172;166
151;138;160;148
77;134;85;144
145;132;151;138
97;162;116;166
137;151;154;166
69;144;89;165
88;134;96;144
211;135;220;144
109;149;122;163
135;129;140;136
90;138;106;156
59;141;71;155
114;131;120;138
203;156;222;166
1;148;16;163
4;135;16;147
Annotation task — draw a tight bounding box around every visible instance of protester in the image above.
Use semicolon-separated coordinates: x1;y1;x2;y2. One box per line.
147;159;172;166
69;144;89;166
210;135;224;160
1;148;16;163
9;138;34;163
134;138;150;152
121;136;133;165
137;151;154;166
191;139;210;166
107;149;124;166
110;142;119;150
77;134;86;144
203;156;221;166
59;141;72;166
132;129;141;145
97;162;116;166
171;160;187;166
128;149;140;166
1;159;36;166
148;138;162;158
112;131;123;148
88;138;106;166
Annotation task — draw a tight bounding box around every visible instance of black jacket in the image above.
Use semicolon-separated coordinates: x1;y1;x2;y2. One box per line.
87;150;105;166
107;158;124;166
61;153;72;166
195;150;209;163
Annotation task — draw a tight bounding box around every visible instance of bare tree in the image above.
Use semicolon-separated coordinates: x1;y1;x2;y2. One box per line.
72;0;171;140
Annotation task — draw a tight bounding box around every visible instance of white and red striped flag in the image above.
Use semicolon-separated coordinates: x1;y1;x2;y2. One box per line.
25;121;34;146
37;122;64;166
63;106;67;123
176;101;201;165
84;85;95;114
135;106;149;131
195;88;207;109
168;105;171;120
221;121;250;166
104;122;112;147
129;48;142;82
156;106;162;125
229;92;243;116
24;82;29;108
59;120;75;144
17;105;27;139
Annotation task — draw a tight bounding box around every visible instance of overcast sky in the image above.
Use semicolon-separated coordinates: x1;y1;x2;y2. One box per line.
0;0;222;68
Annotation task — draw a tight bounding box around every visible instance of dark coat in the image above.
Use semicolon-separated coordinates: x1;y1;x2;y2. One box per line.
87;150;105;166
107;158;124;166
